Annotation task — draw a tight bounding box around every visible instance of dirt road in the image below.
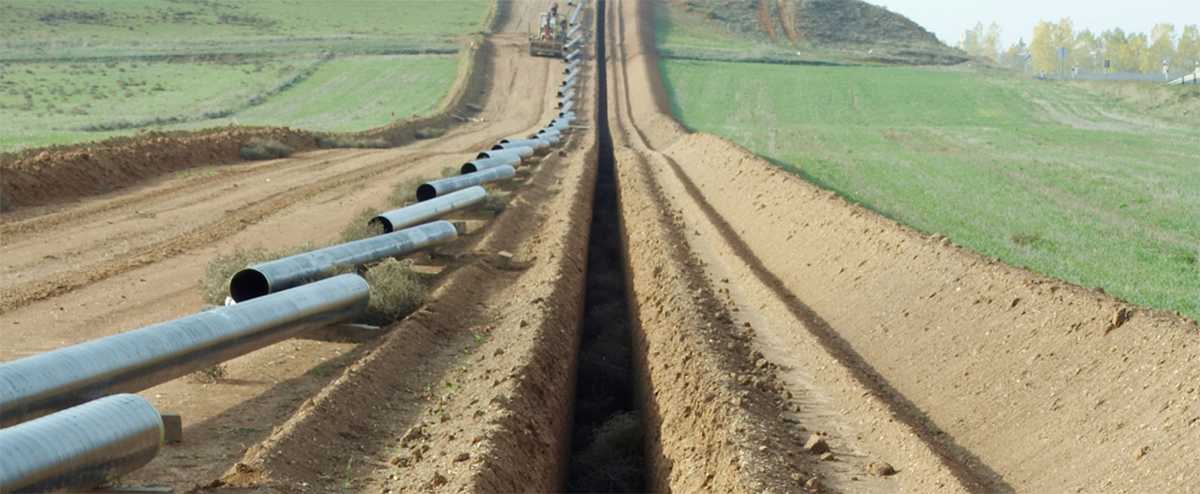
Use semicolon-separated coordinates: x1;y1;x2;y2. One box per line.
1;0;1196;492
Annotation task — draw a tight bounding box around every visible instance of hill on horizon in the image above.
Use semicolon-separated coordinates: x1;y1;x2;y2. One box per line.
667;0;969;64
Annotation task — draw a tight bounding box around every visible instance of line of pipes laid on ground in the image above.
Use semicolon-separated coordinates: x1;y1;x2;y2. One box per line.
0;1;593;492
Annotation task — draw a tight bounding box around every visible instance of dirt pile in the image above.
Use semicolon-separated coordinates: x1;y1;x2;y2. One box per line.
0;127;316;211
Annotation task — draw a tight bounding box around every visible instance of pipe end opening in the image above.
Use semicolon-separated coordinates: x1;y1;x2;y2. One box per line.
461;163;478;174
369;217;393;234
229;269;271;302
416;184;438;202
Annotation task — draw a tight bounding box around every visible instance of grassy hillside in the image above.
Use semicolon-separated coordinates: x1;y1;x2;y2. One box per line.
654;0;967;65
661;60;1200;318
0;0;490;152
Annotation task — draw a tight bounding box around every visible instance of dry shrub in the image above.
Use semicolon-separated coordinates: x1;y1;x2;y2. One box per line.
480;190;511;213
359;258;427;326
389;175;431;207
187;364;227;383
238;138;292;160
569;411;645;492
315;134;390;149
339;207;385;243
199;243;322;305
440;166;459;178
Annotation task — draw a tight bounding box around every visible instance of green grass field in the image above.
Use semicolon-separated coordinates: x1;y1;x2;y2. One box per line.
660;60;1200;319
0;0;489;152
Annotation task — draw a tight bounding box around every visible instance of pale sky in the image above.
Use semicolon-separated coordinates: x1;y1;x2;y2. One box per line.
869;0;1199;49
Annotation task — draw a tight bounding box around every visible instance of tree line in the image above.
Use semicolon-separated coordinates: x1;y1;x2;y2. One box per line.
959;20;1200;75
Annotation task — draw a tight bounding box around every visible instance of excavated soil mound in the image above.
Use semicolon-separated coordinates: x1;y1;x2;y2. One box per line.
1;127;316;211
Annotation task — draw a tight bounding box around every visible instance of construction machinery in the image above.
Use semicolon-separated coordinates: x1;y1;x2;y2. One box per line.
529;3;566;57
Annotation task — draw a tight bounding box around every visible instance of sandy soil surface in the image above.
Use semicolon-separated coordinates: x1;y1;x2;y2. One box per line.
2;0;1197;492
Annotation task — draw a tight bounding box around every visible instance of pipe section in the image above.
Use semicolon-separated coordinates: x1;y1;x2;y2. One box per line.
461;154;520;174
563;68;580;85
559;80;577;96
564;35;582;51
570;2;583;25
496;138;548;149
567;23;582;39
559;101;574;116
0;275;370;426
371;186;486;233
476;146;534;160
416;166;516;201
564;49;581;62
0;394;163;493
230;225;453;301
557;91;576;108
564;59;581;73
537;128;561;137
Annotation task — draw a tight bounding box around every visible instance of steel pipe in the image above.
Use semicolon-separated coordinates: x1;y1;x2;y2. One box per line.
564;35;582;51
570;2;583;25
563;68;580;86
495;138;548;149
0;394;164;493
567;24;583;39
231;225;453;302
460;154;520;174
476;146;534;160
537;128;561;137
559;101;574;116
559;80;577;96
538;134;561;145
0;275;370;427
564;59;581;73
557;91;575;108
371;186;486;233
564;49;581;62
416;166;515;201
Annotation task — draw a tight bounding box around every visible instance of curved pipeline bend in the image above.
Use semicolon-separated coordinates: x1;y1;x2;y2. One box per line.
0;274;370;426
0;394;164;494
371;186;487;233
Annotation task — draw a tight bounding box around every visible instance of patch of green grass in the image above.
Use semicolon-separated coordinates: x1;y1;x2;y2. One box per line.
661;60;1200;319
0;0;489;152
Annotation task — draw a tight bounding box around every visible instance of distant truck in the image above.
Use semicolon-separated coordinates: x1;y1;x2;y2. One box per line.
529;3;566;57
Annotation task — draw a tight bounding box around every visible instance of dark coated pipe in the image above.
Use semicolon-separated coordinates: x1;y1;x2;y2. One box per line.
0;275;370;427
476;146;534;160
460;154;520;174
230;225;454;301
559;101;574;116
0;394;163;493
558;80;577;97
371;186;486;233
416;166;515;201
564;35;582;51
557;91;575;108
564;48;581;62
563;68;580;86
564;59;581;74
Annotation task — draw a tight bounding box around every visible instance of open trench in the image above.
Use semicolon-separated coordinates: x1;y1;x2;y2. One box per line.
565;1;648;491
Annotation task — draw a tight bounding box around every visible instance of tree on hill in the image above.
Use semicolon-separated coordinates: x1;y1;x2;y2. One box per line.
1030;19;1077;75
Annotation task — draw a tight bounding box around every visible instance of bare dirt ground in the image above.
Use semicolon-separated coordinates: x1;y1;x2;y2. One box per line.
2;0;1197;493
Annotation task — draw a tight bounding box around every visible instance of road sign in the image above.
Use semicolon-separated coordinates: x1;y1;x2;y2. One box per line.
1057;47;1068;59
1104;60;1110;68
